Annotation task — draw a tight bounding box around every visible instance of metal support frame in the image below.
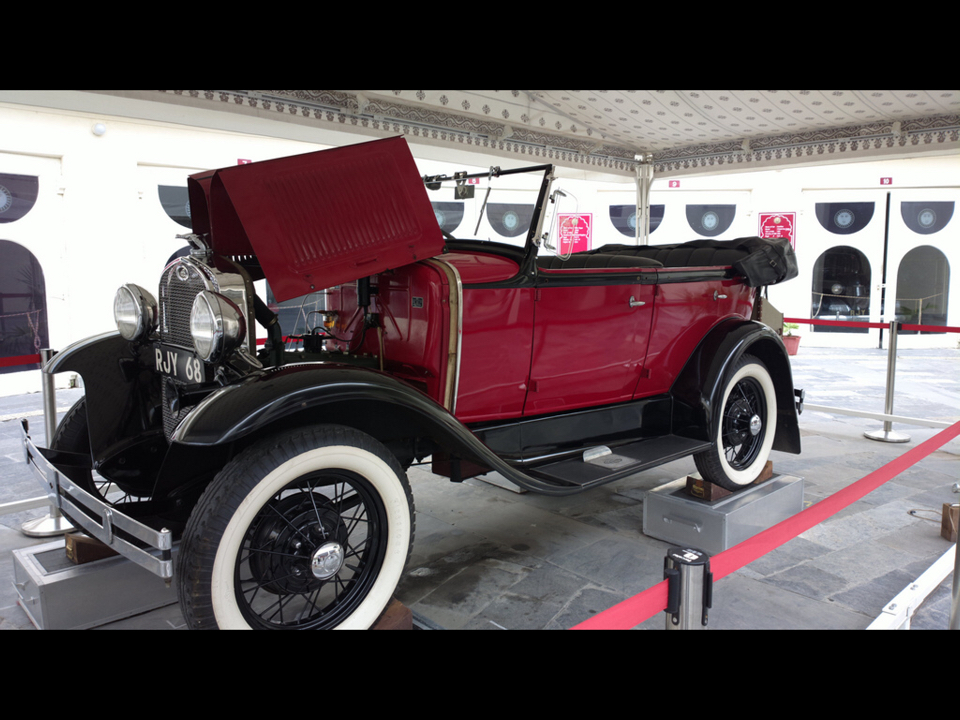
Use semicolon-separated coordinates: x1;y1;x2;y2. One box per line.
864;321;910;443
634;155;654;246
951;537;960;631
951;484;960;631
663;546;712;629
21;419;174;578
868;542;957;629
20;348;74;537
868;484;959;630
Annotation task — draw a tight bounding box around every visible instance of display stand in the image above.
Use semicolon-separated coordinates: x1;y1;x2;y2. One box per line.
643;469;804;555
12;538;178;630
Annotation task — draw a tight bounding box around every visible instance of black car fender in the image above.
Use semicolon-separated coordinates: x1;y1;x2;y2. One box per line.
168;362;608;497
671;318;801;455
43;331;162;462
171;363;465;448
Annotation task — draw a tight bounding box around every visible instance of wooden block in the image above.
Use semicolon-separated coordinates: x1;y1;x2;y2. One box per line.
685;462;774;501
754;461;774;485
686;474;732;501
65;532;119;565
942;503;959;543
372;598;412;630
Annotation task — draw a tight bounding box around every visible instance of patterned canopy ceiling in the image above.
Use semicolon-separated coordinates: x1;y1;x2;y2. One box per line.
493;90;957;151
113;90;960;178
361;90;960;176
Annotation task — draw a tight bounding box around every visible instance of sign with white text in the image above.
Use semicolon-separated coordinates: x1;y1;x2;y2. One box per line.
558;213;592;254
758;212;796;249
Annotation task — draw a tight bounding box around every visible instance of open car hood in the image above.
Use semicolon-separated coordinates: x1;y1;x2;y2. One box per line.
187;137;444;302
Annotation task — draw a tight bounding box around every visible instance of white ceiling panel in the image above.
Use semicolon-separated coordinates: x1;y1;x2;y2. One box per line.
66;90;960;179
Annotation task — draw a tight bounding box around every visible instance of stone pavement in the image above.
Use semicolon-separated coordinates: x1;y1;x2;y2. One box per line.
1;347;958;630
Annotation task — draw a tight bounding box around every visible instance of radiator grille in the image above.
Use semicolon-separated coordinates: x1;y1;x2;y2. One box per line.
158;258;217;439
159;260;214;348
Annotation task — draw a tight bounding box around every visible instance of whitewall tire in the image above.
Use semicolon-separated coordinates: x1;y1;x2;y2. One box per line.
177;425;414;630
694;354;777;490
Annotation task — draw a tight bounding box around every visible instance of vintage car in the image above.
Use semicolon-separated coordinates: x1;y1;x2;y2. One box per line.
22;136;801;630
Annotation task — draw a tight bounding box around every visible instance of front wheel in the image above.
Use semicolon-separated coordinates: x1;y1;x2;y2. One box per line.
177;425;415;629
51;396;150;505
694;354;777;491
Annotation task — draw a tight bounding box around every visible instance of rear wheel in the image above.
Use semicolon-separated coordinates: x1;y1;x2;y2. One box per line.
177;424;415;630
694;354;777;491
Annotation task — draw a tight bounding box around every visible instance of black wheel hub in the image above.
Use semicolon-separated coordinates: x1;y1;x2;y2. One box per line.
235;471;389;630
249;493;347;596
722;378;766;470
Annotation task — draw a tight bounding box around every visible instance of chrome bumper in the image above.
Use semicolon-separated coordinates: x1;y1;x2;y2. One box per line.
20;419;174;580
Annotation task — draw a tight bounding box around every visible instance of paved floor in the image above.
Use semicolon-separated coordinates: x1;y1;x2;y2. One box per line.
1;346;958;630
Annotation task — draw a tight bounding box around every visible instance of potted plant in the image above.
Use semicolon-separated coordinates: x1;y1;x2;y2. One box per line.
782;322;801;356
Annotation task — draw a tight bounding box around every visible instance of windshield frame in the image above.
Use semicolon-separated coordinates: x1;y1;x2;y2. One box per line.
422;164;556;254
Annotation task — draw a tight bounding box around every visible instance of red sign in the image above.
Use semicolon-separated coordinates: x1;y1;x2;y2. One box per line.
758;212;796;249
669;180;680;188
558;213;592;254
880;177;893;185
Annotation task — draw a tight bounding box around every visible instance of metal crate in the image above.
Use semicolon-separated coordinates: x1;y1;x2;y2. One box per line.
13;539;178;630
643;474;804;555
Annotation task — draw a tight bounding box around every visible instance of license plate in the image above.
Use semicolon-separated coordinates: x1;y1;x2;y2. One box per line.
153;344;207;384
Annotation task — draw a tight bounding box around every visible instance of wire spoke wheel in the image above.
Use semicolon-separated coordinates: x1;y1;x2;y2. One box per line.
177;424;414;630
720;376;767;471
237;472;388;629
694;354;777;490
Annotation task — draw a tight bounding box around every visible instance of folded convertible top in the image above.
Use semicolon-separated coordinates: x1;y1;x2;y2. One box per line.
589;236;798;287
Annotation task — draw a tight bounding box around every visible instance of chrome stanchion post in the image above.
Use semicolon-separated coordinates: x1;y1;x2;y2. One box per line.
21;348;74;537
865;321;910;443
663;547;712;630
950;483;959;630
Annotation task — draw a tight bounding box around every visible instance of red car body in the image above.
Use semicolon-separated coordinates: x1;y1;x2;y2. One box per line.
23;136;801;629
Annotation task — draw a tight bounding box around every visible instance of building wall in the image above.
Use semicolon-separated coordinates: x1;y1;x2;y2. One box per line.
559;157;959;351
0;102;342;395
0;100;957;396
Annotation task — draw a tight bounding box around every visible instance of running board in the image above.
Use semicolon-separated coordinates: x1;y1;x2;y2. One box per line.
523;435;711;489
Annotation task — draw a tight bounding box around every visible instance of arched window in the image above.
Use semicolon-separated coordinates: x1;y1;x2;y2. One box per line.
0;173;39;224
431;202;464;235
609;204;664;237
0;240;48;373
685;204;735;237
814;202;875;235
811;246;870;333
900;202;954;235
895;246;950;333
158;185;192;228
486;204;534;238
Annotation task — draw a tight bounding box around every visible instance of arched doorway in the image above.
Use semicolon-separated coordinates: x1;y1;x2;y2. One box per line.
0;240;48;373
811;246;871;333
895;246;950;334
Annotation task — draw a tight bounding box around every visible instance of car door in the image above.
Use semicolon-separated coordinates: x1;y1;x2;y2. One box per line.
523;269;655;416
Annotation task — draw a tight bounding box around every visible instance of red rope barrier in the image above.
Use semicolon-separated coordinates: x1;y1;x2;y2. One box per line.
571;419;960;630
785;317;886;330
900;322;960;334
0;353;41;369
785;317;960;333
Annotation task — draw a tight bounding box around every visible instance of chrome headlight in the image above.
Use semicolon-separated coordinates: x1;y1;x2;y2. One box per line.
190;290;246;363
114;284;158;341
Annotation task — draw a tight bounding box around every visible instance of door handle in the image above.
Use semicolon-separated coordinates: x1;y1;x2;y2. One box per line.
629;296;645;308
713;290;728;301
